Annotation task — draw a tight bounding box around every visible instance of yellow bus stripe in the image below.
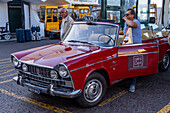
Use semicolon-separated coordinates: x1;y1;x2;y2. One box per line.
157;103;170;113
0;69;15;75
0;79;13;84
0;89;72;113
0;58;10;62
0;73;17;79
98;83;142;106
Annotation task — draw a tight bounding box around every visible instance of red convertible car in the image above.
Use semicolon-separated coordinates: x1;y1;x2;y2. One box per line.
12;19;170;107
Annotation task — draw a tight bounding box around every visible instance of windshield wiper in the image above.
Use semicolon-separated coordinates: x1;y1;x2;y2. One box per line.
67;40;95;46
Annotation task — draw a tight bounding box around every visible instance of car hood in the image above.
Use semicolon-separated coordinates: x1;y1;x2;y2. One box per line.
15;43;100;67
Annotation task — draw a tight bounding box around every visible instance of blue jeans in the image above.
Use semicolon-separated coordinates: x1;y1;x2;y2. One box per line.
130;77;137;86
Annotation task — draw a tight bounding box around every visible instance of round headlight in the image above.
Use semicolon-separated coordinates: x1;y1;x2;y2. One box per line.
12;57;19;66
22;64;28;72
50;70;58;79
59;66;68;78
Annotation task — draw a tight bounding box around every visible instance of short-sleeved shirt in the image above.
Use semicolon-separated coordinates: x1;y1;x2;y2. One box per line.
123;18;142;44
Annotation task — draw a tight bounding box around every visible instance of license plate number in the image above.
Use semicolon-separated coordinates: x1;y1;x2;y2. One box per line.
28;88;40;94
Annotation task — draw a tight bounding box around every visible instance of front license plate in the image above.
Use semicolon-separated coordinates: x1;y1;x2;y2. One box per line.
28;88;40;94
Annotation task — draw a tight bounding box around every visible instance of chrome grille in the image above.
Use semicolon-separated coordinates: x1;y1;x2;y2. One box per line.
20;64;74;90
26;74;65;85
23;73;73;89
28;65;50;78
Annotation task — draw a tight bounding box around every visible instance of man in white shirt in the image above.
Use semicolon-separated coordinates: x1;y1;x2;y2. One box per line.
60;8;74;40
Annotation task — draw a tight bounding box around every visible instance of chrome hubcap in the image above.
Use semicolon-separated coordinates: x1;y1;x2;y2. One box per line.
163;54;169;69
84;79;102;103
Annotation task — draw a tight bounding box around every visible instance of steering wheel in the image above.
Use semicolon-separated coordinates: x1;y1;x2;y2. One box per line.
97;34;114;45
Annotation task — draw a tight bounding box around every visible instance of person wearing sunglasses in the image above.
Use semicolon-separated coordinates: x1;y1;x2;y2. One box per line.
60;8;74;40
123;8;142;92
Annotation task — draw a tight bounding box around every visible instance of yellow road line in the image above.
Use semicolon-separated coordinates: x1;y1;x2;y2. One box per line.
98;83;142;106
0;69;8;73
0;69;15;75
0;68;13;73
0;79;13;84
0;61;11;64
0;73;17;79
0;89;72;113
0;58;10;62
0;64;13;69
157;103;170;113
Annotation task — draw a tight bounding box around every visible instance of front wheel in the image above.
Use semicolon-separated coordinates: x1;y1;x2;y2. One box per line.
76;72;107;107
4;34;10;40
159;53;170;72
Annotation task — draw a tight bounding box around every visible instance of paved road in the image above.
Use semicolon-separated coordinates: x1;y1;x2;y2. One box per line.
0;40;170;113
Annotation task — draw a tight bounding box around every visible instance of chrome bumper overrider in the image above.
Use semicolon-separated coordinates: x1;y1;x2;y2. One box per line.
13;76;82;98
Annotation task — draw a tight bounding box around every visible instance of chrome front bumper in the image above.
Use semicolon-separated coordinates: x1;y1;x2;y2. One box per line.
13;76;82;98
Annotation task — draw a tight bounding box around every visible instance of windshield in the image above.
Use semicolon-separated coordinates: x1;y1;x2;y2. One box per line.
64;23;118;47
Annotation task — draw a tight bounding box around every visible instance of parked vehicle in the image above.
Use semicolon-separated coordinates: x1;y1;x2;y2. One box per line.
11;18;170;107
0;22;10;40
74;6;90;19
39;6;60;38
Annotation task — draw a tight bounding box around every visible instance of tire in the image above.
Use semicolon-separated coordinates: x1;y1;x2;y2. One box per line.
4;34;10;40
31;33;36;40
159;53;170;72
76;72;107;107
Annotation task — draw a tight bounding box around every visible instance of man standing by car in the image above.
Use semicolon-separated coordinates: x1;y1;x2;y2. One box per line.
60;8;74;40
122;8;142;92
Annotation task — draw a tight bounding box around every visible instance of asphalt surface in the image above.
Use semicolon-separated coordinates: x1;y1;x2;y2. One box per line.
0;39;170;113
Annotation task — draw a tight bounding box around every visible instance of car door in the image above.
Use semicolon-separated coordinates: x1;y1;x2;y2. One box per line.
117;42;159;79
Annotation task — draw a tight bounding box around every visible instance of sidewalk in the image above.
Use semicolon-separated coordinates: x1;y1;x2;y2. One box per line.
0;38;17;43
0;36;49;43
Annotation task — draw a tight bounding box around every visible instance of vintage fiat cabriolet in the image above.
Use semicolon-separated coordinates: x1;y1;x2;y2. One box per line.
12;19;170;107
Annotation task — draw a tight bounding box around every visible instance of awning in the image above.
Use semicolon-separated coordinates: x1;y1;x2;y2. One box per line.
0;0;13;2
23;0;70;5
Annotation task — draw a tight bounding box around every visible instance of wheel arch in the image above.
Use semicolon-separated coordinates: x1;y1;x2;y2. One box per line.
167;50;170;55
85;68;111;87
93;69;110;87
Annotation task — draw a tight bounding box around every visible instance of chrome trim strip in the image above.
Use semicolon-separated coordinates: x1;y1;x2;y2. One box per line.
11;54;19;61
70;55;117;72
118;51;159;57
159;42;168;45
111;79;124;85
11;54;21;67
13;76;82;98
118;42;157;47
20;61;53;69
74;21;120;27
